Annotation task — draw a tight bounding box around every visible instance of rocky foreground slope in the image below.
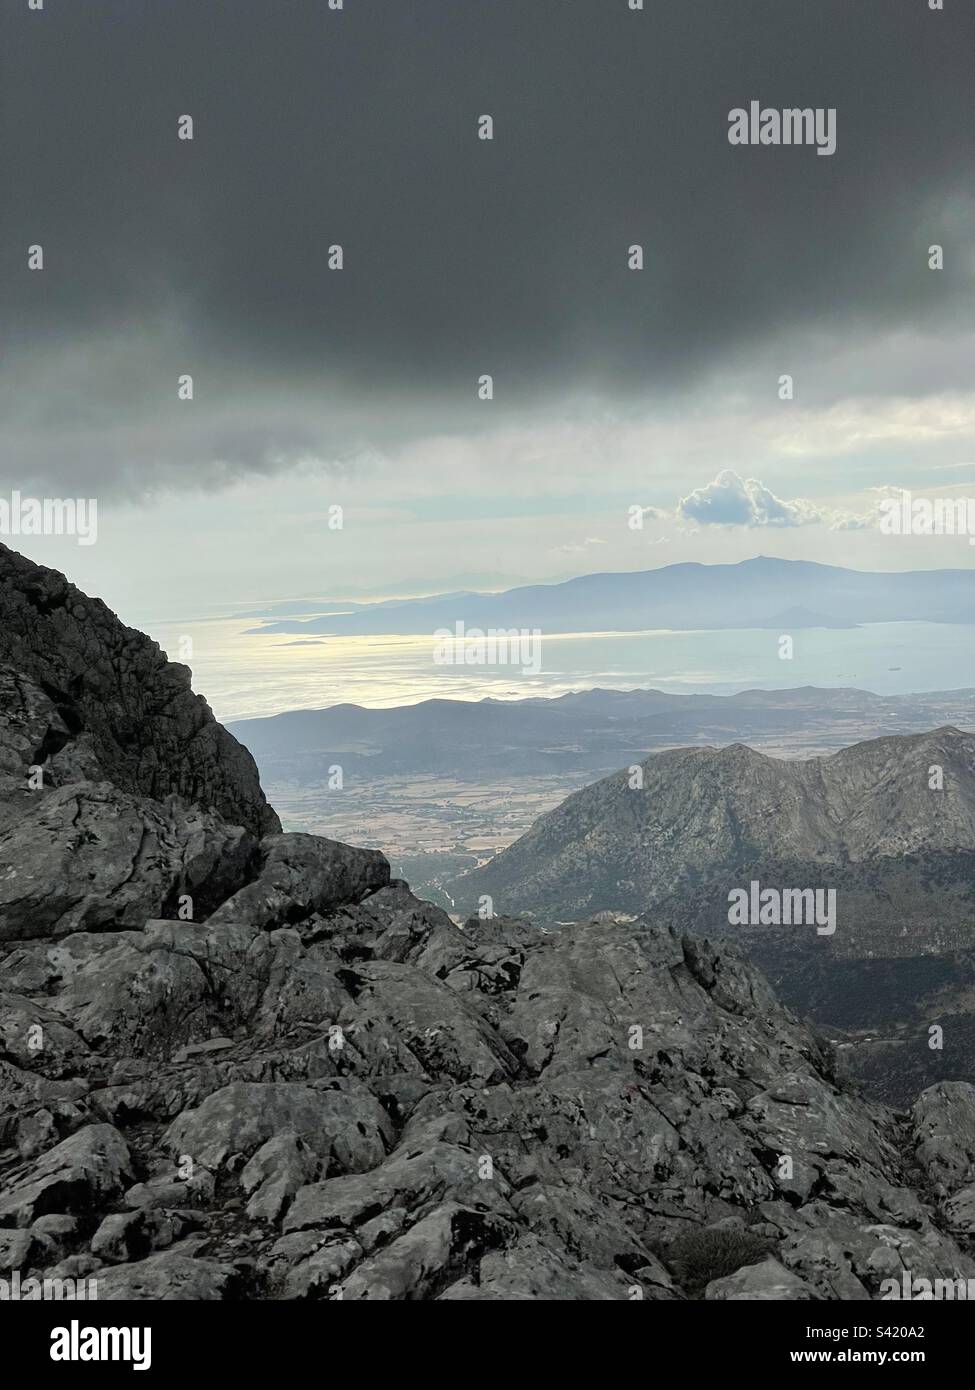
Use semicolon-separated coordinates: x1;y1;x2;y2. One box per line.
3;546;975;1299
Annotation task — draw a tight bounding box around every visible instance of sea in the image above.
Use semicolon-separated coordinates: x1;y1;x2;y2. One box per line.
143;617;975;724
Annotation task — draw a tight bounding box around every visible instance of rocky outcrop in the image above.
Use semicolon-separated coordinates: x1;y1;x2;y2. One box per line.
0;544;278;837
4;884;975;1297
2;545;974;1299
912;1082;975;1235
0;775;257;943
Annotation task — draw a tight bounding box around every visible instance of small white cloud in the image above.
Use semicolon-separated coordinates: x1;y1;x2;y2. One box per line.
676;469;821;528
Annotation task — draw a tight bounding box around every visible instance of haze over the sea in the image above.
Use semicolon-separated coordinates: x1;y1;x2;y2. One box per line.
150;616;974;724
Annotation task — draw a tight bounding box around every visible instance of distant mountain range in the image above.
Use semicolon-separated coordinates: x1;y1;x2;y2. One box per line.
230;683;975;783
243;557;975;637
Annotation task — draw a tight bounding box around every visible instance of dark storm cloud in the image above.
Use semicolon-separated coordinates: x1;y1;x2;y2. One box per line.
2;0;973;493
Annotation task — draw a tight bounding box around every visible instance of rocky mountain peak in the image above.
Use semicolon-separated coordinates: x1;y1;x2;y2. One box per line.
455;726;975;921
0;543;278;839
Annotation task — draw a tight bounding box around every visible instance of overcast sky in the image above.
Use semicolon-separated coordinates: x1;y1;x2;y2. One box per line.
2;0;974;622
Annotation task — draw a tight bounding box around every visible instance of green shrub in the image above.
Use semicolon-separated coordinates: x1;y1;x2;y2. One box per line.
663;1226;776;1297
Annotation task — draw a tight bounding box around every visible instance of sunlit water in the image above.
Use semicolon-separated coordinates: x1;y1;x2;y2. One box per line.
144;618;975;723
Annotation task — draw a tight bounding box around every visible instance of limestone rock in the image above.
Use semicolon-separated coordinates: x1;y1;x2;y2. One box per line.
706;1257;819;1301
207;832;390;929
0;1124;133;1226
90;1250;234;1300
912;1082;975;1196
0;543;278;837
0;782;256;941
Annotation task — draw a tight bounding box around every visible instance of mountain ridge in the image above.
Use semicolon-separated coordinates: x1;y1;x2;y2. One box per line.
452;727;975;919
242;556;975;637
229;684;975;785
